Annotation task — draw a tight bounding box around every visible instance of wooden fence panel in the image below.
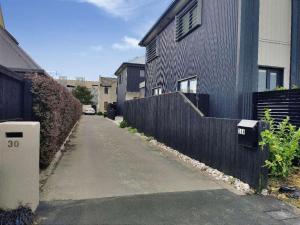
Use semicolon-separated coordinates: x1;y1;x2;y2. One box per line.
124;92;268;190
253;89;300;127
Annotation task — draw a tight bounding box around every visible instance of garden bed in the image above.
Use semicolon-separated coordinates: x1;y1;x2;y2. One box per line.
268;168;300;209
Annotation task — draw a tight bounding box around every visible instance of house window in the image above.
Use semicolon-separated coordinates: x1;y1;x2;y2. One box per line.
153;87;162;96
258;67;283;92
118;76;122;84
140;70;145;78
146;39;157;63
104;87;109;94
176;0;202;41
178;77;197;93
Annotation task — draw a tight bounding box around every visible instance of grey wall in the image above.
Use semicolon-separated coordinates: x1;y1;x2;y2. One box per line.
237;0;259;119
291;0;300;87
117;68;127;115
117;65;145;115
146;0;254;119
127;66;145;92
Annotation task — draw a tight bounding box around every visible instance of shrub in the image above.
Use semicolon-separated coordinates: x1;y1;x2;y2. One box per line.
103;112;108;118
119;120;129;128
0;207;34;225
97;112;103;116
260;109;300;178
26;74;82;169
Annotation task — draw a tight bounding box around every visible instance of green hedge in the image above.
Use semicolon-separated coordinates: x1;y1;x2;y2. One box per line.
26;74;81;169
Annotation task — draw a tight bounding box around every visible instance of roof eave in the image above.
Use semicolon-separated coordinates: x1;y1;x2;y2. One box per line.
139;0;190;47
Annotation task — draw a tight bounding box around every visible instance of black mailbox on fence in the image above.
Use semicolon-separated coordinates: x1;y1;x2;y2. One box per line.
238;120;259;149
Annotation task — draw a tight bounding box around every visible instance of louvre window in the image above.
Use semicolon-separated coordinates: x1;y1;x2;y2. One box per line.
146;39;157;63
176;0;202;41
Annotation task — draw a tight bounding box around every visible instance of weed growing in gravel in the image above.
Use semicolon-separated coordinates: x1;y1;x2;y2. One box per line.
128;127;138;134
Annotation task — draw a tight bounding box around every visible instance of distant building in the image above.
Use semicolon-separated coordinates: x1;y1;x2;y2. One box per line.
57;77;99;107
97;77;117;113
115;56;145;114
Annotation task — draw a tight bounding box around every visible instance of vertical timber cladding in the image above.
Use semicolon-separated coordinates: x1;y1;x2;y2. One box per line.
0;66;31;121
291;0;300;87
124;93;269;190
145;0;260;119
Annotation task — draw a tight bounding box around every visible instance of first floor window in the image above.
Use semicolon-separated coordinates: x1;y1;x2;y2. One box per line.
258;67;283;92
153;87;162;96
104;87;109;94
178;77;197;93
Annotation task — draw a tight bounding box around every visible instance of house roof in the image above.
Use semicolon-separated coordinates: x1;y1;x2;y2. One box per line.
139;0;191;47
100;77;117;87
0;27;42;71
114;56;145;76
0;4;5;29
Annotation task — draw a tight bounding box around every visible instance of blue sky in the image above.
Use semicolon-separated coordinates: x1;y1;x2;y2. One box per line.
1;0;171;80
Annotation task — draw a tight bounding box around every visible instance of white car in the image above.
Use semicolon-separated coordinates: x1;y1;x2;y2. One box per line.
84;107;96;115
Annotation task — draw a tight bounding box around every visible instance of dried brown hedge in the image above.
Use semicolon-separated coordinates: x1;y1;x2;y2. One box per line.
26;74;81;169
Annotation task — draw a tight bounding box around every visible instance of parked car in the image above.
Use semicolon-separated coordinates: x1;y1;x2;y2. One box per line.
83;107;96;115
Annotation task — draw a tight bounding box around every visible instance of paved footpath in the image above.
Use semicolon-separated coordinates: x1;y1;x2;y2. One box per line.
38;116;300;225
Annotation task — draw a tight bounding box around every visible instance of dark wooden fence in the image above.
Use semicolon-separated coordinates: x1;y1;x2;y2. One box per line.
0;65;32;122
253;89;300;127
124;92;268;190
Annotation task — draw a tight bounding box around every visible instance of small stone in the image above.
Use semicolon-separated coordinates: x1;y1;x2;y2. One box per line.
261;189;269;196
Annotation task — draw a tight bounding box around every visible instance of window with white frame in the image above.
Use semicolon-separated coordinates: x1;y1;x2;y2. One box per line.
176;0;202;41
152;87;162;96
178;77;197;93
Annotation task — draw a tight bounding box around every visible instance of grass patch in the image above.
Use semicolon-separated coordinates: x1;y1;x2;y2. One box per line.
97;112;103;116
128;127;138;134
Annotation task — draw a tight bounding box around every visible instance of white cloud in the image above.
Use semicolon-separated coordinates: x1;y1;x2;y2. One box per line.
112;36;140;51
90;45;103;52
78;0;167;19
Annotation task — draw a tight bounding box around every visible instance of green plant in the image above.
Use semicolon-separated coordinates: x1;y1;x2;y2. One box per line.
260;109;300;178
275;86;287;91
128;127;138;134
97;112;103;116
119;120;129;128
103;112;108;118
72;85;93;105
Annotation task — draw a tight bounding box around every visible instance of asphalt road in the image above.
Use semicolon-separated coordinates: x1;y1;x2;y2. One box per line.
38;116;300;225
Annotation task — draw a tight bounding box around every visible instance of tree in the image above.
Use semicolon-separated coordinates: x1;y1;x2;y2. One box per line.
72;86;93;105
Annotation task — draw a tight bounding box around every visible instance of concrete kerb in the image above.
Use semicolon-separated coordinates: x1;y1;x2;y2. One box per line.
39;119;80;191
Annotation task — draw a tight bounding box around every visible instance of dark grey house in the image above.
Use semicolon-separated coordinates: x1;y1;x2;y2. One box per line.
140;0;300;119
115;57;145;114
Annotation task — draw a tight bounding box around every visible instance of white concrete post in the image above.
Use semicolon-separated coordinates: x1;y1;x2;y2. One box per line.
0;122;40;212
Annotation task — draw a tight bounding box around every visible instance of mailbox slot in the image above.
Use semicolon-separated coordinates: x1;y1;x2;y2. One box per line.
6;132;23;138
238;120;259;149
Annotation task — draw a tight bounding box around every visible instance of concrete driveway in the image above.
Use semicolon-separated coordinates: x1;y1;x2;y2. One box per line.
38;116;300;225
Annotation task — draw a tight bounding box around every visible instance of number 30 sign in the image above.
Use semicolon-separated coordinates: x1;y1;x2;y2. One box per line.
8;140;20;148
